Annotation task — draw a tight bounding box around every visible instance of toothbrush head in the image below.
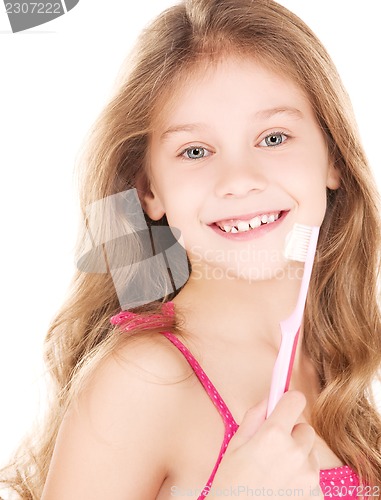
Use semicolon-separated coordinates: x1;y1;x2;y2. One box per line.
284;223;319;262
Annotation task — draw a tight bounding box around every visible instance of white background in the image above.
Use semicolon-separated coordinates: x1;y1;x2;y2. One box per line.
0;1;380;468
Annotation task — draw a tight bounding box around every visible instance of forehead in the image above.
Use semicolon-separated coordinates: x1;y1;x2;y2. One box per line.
152;56;313;132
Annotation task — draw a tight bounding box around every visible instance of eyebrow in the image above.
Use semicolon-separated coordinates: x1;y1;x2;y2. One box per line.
255;106;304;120
159;106;304;142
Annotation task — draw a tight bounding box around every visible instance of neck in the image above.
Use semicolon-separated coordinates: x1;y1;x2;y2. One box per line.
174;260;306;345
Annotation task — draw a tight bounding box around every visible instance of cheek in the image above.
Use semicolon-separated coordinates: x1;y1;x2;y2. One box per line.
298;174;329;225
162;195;194;237
279;158;330;225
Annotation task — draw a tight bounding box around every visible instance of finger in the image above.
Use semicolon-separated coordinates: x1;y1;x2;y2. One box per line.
265;390;307;434
231;398;268;449
291;422;316;453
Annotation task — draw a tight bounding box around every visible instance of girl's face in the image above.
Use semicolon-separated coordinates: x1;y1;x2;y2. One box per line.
143;57;340;282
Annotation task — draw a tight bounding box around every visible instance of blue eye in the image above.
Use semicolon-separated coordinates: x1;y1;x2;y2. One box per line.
181;146;211;160
259;132;288;147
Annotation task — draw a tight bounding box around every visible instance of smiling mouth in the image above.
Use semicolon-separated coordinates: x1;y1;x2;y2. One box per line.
213;211;284;233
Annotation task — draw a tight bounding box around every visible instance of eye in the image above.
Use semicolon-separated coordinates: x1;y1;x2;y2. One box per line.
259;132;288;147
180;146;212;160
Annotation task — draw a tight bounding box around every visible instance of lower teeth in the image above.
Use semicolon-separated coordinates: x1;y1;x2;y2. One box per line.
231;222;267;233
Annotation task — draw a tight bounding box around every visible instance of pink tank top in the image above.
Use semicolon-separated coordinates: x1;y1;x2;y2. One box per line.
110;302;363;499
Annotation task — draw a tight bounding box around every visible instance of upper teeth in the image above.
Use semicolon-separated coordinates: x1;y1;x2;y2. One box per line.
219;212;280;233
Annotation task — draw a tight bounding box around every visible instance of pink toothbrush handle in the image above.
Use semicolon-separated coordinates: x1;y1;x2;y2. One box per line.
265;226;319;418
266;326;299;418
284;327;300;392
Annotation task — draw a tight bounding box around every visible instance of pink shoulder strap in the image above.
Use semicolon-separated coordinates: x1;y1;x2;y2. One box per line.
110;302;239;499
160;330;239;498
160;330;238;429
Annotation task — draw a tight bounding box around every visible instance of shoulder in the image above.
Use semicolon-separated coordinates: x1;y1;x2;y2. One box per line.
42;331;194;500
112;330;195;383
74;331;195;426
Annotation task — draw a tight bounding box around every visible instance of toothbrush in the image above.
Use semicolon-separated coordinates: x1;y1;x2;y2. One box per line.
266;224;320;418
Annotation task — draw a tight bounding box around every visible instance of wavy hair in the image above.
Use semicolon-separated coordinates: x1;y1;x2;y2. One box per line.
1;0;381;497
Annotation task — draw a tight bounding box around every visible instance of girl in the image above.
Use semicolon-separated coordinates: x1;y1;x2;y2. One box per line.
1;0;381;498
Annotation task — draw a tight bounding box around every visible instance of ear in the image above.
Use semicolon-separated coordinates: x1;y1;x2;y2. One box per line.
142;188;166;221
136;174;165;221
326;160;340;190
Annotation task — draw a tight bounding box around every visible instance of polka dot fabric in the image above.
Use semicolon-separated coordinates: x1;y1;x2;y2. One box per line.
320;466;361;498
110;302;363;499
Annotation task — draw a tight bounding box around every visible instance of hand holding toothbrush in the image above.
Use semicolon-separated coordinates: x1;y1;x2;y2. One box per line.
212;391;321;497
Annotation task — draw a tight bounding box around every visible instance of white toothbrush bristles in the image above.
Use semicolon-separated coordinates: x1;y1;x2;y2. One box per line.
284;224;314;262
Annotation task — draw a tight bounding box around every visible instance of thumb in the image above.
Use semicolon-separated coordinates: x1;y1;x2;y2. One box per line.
230;398;267;449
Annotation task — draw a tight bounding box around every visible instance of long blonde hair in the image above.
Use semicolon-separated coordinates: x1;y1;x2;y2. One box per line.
1;0;381;497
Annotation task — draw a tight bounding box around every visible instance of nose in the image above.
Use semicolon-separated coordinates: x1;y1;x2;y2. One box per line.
213;152;268;198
